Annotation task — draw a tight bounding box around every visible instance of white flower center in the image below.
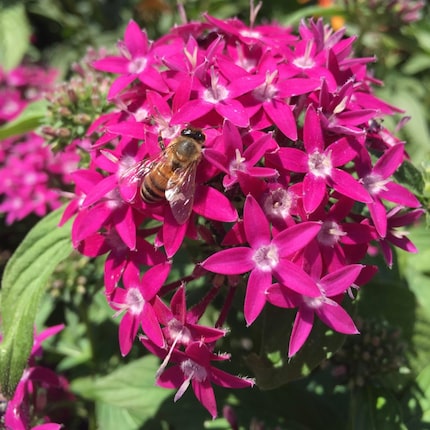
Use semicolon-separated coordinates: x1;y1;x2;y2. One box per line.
252;70;278;102
253;243;279;271
105;188;125;209
303;294;325;309
292;40;316;70
180;359;208;382
203;85;229;103
362;173;389;196
229;149;246;177
167;319;192;345
308;150;332;178
317;220;346;246
203;67;229;103
263;187;295;220
235;45;257;72
239;29;261;39
126;287;144;315
128;57;147;74
23;171;39;186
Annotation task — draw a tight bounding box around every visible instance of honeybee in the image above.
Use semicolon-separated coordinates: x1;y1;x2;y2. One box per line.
124;127;205;224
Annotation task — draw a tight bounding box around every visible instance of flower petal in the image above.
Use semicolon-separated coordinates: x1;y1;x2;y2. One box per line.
329;137;358;166
140;262;172;300
82;175;117;208
264;99;297;140
112;205;137;250
273;221;321;257
194;185;238;222
211;367;254;389
171;99;213;124
368;199;388;237
276;147;308;172
244;269;271;325
201;248;254;275
119;312;138;356
141;303;165;348
124;20;149;56
244;194;271;248
331;169;372;203
289;307;314;357
216;99;249;128
274;260;320;297
303;105;324;153
379;182;420;208
316;302;359;334
192;378;218;419
161;207;188;258
373;144;405;178
266;283;300;308
303;174;326;213
157;365;185;388
320;264;363;296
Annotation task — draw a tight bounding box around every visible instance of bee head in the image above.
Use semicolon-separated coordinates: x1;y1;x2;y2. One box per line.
181;127;205;144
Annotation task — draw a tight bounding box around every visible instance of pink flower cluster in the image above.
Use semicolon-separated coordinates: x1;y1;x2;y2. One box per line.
0;65;79;225
1;325;71;430
0;65;57;124
65;15;422;417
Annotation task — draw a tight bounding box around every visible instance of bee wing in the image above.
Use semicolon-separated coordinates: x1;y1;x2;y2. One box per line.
165;162;198;224
119;160;153;202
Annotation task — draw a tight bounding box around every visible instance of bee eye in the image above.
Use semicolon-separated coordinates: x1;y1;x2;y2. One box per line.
180;127;205;143
181;128;192;138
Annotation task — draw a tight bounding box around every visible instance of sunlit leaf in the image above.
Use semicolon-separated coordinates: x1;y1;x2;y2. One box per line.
281;5;345;26
0;3;31;70
0;207;73;397
0;100;48;140
395;160;425;196
71;356;173;430
402;54;430;75
349;386;407;430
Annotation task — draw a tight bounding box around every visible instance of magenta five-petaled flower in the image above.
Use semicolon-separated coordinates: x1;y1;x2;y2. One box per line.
3;325;70;430
62;13;423;417
272;105;372;214
267;263;363;356
109;261;171;356
140;336;254;418
202;194;322;325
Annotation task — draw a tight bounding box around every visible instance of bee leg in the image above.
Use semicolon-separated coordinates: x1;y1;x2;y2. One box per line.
158;135;165;151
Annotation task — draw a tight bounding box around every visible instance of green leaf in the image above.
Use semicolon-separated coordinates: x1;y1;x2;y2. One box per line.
245;305;346;389
415;364;430;423
357;281;416;342
0;100;48;140
71;356;173;430
281;5;345;27
348;386;407;430
0;2;31;70
414;28;430;55
402;54;430;75
0;207;73;397
396;224;430;373
394;160;425;196
381;86;430;163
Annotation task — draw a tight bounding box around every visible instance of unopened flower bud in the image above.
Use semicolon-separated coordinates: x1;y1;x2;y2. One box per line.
74;113;92;124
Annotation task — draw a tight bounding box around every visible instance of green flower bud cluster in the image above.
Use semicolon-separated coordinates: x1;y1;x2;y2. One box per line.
329;318;409;389
49;250;104;300
41;48;113;152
